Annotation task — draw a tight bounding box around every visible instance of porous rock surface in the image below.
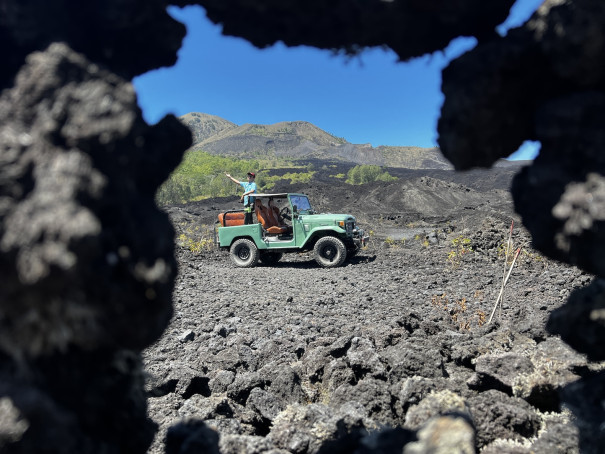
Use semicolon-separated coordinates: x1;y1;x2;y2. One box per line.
436;1;605;449
184;0;515;59
0;36;191;454
144;214;594;453
2;0;605;452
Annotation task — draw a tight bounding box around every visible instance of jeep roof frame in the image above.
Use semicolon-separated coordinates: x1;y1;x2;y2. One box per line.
250;193;290;198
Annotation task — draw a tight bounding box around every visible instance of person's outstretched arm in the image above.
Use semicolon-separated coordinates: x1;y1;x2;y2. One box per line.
225;173;240;184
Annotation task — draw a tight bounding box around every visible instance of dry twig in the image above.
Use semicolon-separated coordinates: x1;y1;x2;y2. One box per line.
488;221;521;324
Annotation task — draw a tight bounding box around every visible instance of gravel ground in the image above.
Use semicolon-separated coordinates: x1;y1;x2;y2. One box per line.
143;212;594;453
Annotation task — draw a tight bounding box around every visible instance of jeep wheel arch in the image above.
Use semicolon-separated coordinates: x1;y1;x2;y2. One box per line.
230;238;259;267
314;236;347;268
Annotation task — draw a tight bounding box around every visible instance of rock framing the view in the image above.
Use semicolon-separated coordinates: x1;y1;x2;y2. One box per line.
1;0;604;453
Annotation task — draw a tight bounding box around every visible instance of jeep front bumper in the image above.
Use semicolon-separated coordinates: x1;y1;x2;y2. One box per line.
352;227;369;248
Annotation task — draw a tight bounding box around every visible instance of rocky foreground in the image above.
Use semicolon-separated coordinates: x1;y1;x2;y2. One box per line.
143;216;596;453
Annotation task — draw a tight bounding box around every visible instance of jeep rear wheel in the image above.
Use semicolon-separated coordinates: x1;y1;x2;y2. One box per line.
314;236;347;268
230;239;259;267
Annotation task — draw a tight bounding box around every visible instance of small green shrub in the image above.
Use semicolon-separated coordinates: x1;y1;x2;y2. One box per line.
346;165;397;185
447;235;473;268
177;224;214;253
384;236;397;248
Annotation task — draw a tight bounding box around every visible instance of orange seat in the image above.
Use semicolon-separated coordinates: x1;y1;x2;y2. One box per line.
218;211;245;227
266;203;279;226
268;200;292;234
254;200;289;235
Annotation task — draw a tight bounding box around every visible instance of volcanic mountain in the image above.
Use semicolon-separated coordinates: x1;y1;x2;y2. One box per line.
179;112;453;170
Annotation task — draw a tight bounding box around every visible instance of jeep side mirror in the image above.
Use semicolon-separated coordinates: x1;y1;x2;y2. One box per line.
292;205;298;218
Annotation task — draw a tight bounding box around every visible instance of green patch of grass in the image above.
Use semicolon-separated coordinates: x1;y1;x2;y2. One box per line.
346;165;398;185
177;224;215;253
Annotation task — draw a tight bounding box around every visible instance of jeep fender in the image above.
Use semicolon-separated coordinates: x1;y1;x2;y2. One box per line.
226;235;269;250
300;226;346;249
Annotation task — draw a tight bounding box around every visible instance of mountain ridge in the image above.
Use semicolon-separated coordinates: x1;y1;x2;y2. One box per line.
179;112;452;170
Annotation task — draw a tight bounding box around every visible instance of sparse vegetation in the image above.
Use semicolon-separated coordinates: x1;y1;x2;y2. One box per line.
500;240;545;266
384;236;407;248
346;165;397;185
431;293;487;331
520;248;545;264
384;236;396;247
176;224;215;253
259;171;316;191
447;235;473;269
155;151;311;205
248;125;268;136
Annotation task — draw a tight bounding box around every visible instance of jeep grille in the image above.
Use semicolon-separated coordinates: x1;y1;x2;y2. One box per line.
346;220;354;234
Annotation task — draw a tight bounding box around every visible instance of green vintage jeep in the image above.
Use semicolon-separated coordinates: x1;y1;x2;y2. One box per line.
215;193;368;268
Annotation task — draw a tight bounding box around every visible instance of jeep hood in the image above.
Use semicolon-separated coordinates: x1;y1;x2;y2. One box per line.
300;213;355;222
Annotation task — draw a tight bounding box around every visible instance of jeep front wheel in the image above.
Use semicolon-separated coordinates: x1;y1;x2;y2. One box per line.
230;239;259;267
314;236;347;268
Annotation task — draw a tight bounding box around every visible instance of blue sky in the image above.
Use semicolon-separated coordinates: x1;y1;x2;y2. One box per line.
134;0;543;161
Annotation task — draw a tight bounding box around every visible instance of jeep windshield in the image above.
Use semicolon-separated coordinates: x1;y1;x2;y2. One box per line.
290;195;313;214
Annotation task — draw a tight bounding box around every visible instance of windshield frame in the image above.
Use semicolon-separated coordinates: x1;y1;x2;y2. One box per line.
289;194;313;214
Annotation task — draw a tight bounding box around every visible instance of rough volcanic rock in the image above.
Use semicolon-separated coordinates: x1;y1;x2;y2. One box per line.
0;42;191;452
468;389;541;448
0;43;190;356
180;0;515;60
2;0;605;452
513;93;605;277
0;0;186;89
403;414;475;454
548;278;605;362
434;1;605;450
142;215;595;453
439;0;605;169
560;370;605;452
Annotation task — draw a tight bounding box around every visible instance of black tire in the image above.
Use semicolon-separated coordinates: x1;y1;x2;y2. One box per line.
230;238;259;267
314;236;347;268
259;251;283;265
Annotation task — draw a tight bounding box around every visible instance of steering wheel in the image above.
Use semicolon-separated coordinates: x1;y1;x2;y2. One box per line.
280;206;292;221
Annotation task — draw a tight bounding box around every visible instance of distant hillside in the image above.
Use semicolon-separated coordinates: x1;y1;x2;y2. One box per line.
179;112;237;144
179;112;452;170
